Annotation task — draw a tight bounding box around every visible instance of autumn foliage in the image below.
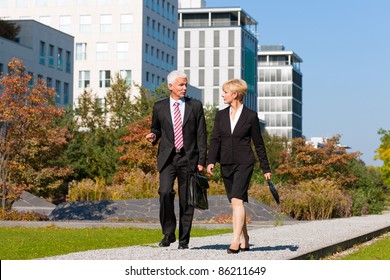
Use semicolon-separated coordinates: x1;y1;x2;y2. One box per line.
0;58;71;207
276;136;361;188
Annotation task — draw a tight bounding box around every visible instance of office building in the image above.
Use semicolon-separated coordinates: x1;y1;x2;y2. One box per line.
257;45;303;138
0;0;179;107
177;2;258;111
0;19;73;108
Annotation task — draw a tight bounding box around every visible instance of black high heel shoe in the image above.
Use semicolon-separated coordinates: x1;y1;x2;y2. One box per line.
227;247;240;254
239;237;250;251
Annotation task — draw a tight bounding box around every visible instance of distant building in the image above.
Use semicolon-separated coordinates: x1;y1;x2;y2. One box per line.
177;2;258;111
0;0;179;108
307;137;351;149
257;45;303;139
0;20;73;108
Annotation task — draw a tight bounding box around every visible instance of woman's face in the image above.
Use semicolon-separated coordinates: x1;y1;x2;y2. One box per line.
222;89;237;105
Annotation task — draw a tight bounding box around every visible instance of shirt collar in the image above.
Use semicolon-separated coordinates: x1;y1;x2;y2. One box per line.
170;97;185;106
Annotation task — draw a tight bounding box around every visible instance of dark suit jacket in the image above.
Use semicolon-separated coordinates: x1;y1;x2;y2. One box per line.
151;97;207;172
208;105;270;173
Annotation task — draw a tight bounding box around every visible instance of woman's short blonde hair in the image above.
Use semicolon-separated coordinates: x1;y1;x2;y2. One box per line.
222;79;247;102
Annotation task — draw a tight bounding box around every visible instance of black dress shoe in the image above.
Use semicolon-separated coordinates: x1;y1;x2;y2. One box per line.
178;244;189;249
159;234;176;247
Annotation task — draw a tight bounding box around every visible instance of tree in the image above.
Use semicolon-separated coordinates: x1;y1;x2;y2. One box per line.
0;19;20;40
0;58;70;207
105;72;132;129
276;135;361;188
375;128;390;188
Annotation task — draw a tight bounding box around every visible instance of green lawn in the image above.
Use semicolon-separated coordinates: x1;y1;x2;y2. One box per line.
0;226;231;260
339;235;390;260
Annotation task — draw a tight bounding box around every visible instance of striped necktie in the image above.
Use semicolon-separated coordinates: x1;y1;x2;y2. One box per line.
173;102;183;150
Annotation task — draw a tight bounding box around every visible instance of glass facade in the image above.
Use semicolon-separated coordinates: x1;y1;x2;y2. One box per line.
257;47;303;139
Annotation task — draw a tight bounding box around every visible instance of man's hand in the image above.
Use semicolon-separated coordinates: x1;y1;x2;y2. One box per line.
146;133;156;143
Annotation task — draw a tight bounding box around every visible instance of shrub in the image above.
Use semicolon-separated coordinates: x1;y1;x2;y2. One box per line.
0;209;49;221
249;179;352;220
67;178;109;201
351;187;385;216
66;168;160;202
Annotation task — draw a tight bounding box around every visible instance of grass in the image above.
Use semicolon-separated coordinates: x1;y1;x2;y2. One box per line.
339;234;390;260
0;226;231;260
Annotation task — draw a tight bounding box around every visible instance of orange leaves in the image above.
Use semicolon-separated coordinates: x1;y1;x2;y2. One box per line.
116;114;158;176
0;58;70;203
276;135;360;187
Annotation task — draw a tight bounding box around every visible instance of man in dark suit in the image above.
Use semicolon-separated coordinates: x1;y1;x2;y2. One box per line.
146;70;207;249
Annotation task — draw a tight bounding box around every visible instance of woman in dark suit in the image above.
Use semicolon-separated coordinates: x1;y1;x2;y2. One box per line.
207;79;271;254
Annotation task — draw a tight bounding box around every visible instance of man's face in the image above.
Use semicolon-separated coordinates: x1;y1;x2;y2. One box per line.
169;77;187;100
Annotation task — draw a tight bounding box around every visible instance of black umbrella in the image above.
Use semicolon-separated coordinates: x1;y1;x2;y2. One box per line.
267;180;280;204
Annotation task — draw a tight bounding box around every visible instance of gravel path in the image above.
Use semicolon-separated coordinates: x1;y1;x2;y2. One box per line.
39;213;390;260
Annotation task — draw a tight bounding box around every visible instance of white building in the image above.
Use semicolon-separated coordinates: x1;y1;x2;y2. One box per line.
177;2;258;111
0;20;74;108
0;0;179;108
257;45;303;138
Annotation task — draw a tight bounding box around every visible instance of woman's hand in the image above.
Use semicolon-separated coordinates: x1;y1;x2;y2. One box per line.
207;164;215;175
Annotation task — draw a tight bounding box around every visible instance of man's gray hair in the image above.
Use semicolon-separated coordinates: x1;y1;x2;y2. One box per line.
167;70;187;85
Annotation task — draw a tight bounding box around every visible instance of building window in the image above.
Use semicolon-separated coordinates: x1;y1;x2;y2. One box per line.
199;31;205;48
214;30;220;48
184;31;190;48
55;80;61;103
39;41;46;65
96;43;108;60
57;48;63;70
120;70;132;86
39;16;51;26
199;50;205;67
100;15;112;32
76;43;87;60
199;69;204;86
228;50;234;66
213;50;219;67
213;69;219;86
46;77;53;88
228;30;235;47
64;82;70;105
120;14;132;32
117;42;128;60
48;44;54;67
66;51;71;73
213;89;219;105
78;70;90;88
36;0;48;7
99;70;111;88
79;15;91;33
228;69;234;80
59;15;71;33
184;70;190;83
184;50;190;67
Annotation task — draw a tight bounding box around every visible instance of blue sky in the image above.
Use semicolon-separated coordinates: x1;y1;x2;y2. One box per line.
206;0;390;166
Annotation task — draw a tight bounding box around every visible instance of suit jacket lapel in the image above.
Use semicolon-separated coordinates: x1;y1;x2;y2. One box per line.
163;98;173;129
232;105;249;135
183;97;192;127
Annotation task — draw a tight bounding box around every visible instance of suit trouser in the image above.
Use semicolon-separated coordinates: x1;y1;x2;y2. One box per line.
158;153;194;245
